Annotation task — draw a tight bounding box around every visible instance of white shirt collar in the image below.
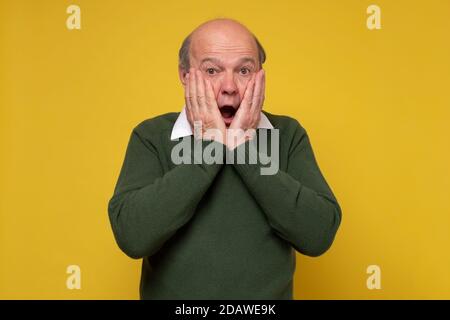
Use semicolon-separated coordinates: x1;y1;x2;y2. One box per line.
170;106;274;140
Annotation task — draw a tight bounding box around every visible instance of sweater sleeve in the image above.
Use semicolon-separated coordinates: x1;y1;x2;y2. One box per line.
108;127;223;259
229;122;342;257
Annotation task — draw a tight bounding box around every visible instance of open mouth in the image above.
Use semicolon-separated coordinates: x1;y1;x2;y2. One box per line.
219;105;237;126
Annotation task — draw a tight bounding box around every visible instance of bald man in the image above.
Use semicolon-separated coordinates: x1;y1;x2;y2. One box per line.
108;19;342;300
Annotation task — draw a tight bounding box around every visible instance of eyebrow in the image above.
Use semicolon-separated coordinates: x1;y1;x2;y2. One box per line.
237;57;257;65
200;57;222;65
200;57;257;66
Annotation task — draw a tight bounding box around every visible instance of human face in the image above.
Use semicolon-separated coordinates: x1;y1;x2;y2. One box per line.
181;21;261;126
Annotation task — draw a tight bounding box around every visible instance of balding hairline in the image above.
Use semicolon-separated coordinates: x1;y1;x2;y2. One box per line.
178;27;266;72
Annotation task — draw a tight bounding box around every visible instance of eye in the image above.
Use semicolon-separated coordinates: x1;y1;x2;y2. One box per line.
206;68;216;75
240;67;251;75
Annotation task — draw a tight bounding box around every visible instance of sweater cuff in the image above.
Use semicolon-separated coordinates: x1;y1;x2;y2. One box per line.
226;138;271;180
193;138;225;178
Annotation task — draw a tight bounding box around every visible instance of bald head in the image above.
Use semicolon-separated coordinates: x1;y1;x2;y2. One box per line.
178;19;266;72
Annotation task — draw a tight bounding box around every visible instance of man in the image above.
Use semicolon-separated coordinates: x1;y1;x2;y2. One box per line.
108;18;341;299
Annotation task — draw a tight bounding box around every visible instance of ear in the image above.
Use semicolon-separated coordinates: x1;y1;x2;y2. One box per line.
178;66;188;86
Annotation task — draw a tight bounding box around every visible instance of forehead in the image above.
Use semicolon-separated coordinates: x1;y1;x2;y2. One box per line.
190;27;259;64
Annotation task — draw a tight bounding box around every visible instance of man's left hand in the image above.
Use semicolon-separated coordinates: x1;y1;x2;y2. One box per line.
227;69;265;150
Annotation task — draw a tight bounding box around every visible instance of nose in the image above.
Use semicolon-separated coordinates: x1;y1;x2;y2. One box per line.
220;71;238;96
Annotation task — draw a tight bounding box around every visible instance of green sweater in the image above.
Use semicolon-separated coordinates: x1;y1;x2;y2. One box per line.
108;111;341;300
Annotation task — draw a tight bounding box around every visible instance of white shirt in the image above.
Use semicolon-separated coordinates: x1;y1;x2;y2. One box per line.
170;106;274;140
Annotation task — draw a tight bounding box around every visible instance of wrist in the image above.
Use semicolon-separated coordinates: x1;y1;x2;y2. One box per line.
203;127;226;144
226;128;256;150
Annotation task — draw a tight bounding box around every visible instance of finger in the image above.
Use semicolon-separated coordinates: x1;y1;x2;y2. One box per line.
251;69;265;113
205;78;218;109
189;68;199;115
185;101;193;124
196;70;207;111
260;69;266;109
242;74;256;111
185;72;192;111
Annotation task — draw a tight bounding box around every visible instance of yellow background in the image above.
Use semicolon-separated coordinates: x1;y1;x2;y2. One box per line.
1;0;449;299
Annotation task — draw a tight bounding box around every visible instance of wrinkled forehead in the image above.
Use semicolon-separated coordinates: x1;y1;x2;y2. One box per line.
190;28;259;64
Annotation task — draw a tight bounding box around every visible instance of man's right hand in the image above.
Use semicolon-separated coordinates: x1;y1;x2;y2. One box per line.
185;68;226;144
